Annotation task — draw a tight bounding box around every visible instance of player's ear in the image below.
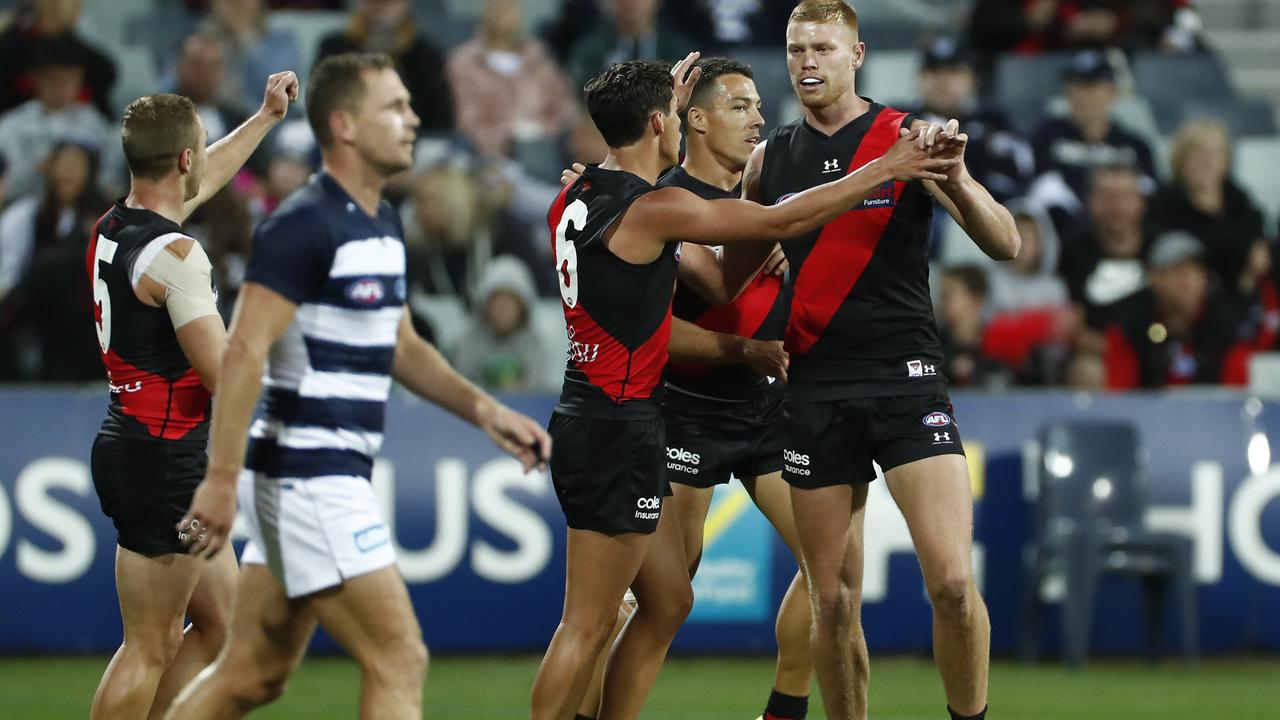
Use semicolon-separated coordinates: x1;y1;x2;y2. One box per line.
852;41;866;71
686;106;708;134
177;147;193;175
330;110;357;145
650;110;665;138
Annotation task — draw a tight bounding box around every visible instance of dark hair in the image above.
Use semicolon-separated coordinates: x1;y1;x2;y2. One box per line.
583;60;674;148
28;34;87;71
35;142;106;250
121;93;202;180
944;264;989;300
1088;162;1141;192
683;57;755;121
306;52;395;149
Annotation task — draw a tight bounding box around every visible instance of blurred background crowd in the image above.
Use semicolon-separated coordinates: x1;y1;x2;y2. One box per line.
0;0;1277;395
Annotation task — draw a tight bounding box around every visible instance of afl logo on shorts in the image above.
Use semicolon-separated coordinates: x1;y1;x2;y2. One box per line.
922;412;951;427
346;278;384;306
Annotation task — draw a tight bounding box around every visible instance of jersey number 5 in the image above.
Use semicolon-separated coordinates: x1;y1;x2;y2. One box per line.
554;199;587;308
92;235;118;353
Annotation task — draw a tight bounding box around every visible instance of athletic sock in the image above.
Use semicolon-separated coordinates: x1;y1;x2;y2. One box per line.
763;689;809;720
948;705;987;720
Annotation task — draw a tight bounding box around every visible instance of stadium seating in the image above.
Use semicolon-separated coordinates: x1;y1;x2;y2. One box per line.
991;52;1075;135
1020;420;1198;668
1234;136;1280;230
859;49;920;108
1131;52;1235;103
1179;95;1279;138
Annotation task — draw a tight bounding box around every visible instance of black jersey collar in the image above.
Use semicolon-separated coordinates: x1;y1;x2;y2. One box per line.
801;97;884;141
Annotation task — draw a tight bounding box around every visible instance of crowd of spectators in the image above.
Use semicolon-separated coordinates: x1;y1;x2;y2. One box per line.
0;0;1275;393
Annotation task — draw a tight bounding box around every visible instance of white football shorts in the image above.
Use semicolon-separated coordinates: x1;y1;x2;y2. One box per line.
239;471;396;598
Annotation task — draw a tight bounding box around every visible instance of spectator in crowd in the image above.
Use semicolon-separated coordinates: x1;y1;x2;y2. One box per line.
1058;164;1149;328
0;35;122;202
197;0;299;116
0;151;8;210
969;0;1201;71
543;0;713;62
402;163;551;300
0;141;105;380
938;264;1013;388
1150;119;1270;304
988;198;1069;314
169;33;246;143
0;0;117;119
1030;49;1155;223
566;0;697;89
246;118;316;224
317;0;453;133
908;36;1034;204
1102;231;1259;388
447;0;577;158
451;255;561;393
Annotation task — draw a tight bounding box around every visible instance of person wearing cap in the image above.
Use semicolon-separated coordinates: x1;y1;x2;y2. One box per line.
1101;230;1263;387
1029;49;1155;222
0;0;118;119
909;37;1034;205
0;34;123;202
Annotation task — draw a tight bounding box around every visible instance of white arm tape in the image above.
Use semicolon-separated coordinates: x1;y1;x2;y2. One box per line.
143;240;220;328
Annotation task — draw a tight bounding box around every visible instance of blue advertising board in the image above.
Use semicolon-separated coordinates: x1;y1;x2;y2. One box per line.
1;387;1278;655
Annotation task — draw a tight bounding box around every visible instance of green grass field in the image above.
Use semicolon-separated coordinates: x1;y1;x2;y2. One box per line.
2;655;1277;719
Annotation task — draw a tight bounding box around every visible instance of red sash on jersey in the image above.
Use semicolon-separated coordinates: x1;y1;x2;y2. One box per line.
785;109;909;355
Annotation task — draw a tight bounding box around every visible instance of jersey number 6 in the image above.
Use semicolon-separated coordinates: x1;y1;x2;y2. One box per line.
554;199;587;308
92;235;118;353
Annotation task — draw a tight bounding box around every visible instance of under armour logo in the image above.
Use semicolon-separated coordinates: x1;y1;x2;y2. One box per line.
933;432;951;443
823;158;841;173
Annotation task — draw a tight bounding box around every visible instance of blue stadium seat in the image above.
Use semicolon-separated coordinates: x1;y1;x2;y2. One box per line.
992;53;1075;136
1178;96;1279;138
1020;420;1198;669
1131;52;1234;102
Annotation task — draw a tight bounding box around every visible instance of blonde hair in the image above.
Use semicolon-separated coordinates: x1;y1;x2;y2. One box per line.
1168;118;1231;180
788;0;859;34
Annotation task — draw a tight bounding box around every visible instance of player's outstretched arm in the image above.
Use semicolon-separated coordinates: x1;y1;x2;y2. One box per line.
180;282;299;559
916;119;1021;261
670;317;789;382
391;309;550;472
636;128;957;246
135;238;226;392
179;71;300;223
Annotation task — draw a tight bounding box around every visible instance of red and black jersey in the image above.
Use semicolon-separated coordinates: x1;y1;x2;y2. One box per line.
759;102;944;400
549;166;678;418
85;203;212;446
658;166;788;401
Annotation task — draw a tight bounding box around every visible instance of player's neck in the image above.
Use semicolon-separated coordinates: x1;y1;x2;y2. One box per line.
601;146;665;186
682;145;741;193
804;91;872;136
321;159;385;217
124;179;186;226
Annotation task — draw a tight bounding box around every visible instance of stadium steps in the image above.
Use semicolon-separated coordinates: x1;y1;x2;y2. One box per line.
1200;1;1280;106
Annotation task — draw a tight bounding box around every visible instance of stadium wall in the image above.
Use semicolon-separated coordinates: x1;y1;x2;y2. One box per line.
1;388;1278;656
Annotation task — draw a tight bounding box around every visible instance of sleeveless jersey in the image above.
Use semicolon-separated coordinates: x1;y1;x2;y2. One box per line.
758;102;945;399
658;166;787;401
86;203;212;445
549;166;679;418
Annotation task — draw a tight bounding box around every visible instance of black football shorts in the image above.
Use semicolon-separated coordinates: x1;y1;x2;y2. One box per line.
91;433;206;555
663;387;785;488
547;412;669;534
781;393;965;488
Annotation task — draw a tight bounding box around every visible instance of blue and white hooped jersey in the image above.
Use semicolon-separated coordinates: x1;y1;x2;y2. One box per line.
243;172;406;481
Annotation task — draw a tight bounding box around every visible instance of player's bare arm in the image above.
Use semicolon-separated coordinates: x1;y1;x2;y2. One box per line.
390;309;550;472
626;127;956;253
670;316;789;382
179;281;299;559
913;118;1021;261
134;238;225;392
179;71;300;222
